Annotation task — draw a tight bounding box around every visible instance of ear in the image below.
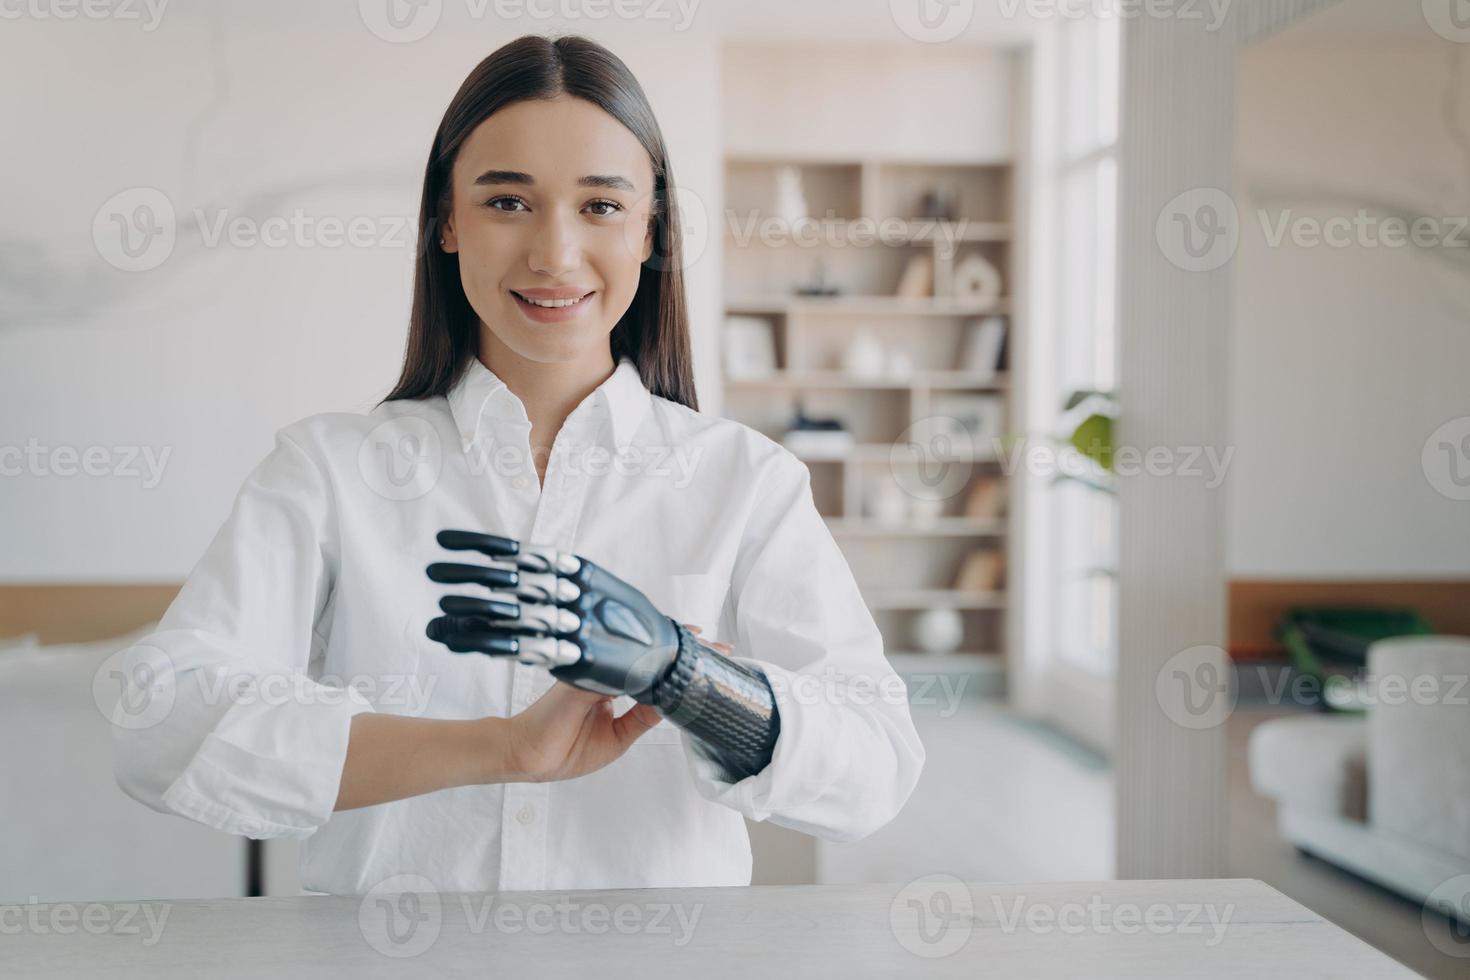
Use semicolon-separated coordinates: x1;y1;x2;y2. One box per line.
439;211;459;254
640;216;655;264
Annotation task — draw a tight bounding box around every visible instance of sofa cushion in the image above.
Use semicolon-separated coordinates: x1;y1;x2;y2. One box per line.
1367;636;1470;861
1248;715;1367;821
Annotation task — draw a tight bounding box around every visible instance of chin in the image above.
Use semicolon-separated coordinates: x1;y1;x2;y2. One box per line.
488;324;611;365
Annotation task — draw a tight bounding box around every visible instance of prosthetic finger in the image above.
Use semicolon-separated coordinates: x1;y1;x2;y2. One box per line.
423;527;781;778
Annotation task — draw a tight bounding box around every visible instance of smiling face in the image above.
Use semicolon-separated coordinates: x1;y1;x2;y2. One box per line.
439;95;657;366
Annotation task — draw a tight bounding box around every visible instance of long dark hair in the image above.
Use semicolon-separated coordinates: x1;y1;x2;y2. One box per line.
381;34;697;411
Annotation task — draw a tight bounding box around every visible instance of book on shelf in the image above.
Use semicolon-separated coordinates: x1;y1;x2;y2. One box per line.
954;549;1006;592
964;477;1007;520
959;315;1007;381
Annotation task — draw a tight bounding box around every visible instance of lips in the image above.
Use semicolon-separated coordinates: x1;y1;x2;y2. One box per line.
510;289;596;322
510;288;596;302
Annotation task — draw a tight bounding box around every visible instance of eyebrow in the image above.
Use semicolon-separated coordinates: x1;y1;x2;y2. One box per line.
472;169;636;192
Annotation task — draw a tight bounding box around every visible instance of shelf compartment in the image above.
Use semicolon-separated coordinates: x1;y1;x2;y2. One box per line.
724;370;1006;391
863;589;1006;610
870;162;1012;225
826;517;1004;536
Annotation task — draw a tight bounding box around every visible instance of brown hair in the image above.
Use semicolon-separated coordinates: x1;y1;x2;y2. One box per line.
381;34;697;411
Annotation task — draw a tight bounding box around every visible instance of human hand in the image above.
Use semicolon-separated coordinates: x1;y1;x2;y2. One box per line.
500;623;735;784
505;681;663;784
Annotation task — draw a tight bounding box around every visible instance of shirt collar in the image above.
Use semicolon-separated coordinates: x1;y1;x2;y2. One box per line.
447;355;652;455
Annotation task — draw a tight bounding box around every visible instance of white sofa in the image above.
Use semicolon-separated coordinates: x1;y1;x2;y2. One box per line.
1249;636;1470;925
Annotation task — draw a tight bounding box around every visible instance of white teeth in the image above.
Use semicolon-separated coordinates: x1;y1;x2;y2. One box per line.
517;293;588;308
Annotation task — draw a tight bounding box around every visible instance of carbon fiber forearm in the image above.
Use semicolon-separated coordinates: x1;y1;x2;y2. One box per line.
650;624;780;783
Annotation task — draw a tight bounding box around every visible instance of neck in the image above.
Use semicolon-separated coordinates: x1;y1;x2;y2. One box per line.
476;332;616;440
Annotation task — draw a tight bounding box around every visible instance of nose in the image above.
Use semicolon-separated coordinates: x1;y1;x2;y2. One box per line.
527;209;583;279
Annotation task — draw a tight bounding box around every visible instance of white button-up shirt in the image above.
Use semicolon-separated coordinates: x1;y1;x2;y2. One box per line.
112;355;925;894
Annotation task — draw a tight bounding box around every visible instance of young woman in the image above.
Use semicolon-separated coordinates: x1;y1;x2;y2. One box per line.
114;34;924;894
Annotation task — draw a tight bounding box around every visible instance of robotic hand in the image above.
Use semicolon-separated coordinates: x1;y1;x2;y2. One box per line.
423;529;779;783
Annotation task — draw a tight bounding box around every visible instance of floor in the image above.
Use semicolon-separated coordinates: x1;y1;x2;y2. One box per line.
805;695;1115;885
1225;705;1466;980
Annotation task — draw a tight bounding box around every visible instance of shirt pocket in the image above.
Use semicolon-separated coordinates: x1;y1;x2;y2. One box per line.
662;572;731;641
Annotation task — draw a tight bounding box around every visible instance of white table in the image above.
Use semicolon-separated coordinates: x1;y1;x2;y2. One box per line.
3;877;1420;978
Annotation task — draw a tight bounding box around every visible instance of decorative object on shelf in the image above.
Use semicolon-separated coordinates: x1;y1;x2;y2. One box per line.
780;401;854;459
909;494;945;524
773;164;809;225
919;182;960;222
795;255;841;297
911;607;964;654
963;476;1007;520
886;347;915;380
842;331;887;380
951;252;1002;310
866;476;909;526
895;253;933;298
929;392;1004;451
958;315;1007;380
723;316;777;380
954;549;1005;592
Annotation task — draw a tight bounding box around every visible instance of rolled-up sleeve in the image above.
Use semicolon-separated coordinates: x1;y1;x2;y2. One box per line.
681;451;926;843
111;426;375;840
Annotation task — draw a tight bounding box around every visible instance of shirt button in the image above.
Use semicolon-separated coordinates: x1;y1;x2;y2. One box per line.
512;476;528;490
517;804;536;825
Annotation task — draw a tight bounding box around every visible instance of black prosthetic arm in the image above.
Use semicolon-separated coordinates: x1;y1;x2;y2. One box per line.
649;623;780;783
424;529;779;782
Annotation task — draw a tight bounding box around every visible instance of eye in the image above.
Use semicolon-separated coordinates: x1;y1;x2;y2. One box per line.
484;195;528;213
586;199;624;217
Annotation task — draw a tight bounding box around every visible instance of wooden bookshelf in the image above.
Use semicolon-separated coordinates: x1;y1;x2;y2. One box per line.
720;150;1019;670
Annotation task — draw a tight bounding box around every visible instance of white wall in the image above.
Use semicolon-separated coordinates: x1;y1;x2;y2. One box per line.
0;8;722;581
1228;39;1470;577
722;43;1015;162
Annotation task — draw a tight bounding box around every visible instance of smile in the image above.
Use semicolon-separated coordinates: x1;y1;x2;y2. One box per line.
510;290;596;322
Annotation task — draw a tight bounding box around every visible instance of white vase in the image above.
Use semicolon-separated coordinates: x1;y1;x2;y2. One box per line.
867;479;908;525
909;495;945;524
844;332;886;379
911;608;964;654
